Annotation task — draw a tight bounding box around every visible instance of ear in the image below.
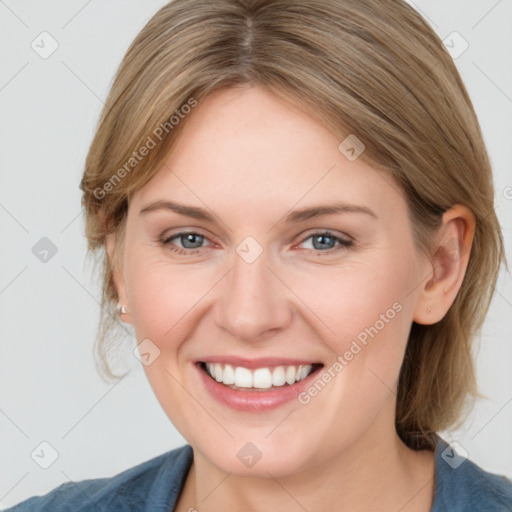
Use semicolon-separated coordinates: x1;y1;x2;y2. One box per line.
106;231;132;325
413;204;475;325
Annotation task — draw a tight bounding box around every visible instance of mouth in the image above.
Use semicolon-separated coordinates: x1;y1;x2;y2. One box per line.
196;361;324;392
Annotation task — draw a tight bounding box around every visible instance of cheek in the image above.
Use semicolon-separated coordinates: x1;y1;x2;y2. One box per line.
287;254;416;394
284;258;416;446
296;259;414;341
123;252;215;431
125;250;216;351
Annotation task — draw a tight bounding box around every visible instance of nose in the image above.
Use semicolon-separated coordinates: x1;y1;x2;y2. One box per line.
214;245;292;342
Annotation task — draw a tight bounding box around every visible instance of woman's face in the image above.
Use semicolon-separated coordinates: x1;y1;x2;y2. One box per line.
112;85;432;476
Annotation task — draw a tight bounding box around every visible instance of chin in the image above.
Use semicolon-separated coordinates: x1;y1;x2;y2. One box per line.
195;436;315;478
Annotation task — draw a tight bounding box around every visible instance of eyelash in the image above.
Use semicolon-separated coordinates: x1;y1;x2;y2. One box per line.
158;230;353;257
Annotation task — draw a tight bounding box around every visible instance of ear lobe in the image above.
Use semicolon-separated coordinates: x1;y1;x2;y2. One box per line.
413;205;475;325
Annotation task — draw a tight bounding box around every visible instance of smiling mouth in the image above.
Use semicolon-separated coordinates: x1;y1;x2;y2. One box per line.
198;361;323;391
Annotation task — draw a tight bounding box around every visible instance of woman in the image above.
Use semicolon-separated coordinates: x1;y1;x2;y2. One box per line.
7;0;512;510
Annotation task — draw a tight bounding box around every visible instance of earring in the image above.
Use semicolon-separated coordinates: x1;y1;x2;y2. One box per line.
117;304;127;315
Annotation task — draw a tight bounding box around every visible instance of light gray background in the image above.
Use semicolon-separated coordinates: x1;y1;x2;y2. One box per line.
1;0;511;508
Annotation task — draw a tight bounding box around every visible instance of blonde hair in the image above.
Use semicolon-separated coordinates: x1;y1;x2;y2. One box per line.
80;0;504;451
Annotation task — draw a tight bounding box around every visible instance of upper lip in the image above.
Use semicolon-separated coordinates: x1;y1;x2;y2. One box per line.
196;356;323;369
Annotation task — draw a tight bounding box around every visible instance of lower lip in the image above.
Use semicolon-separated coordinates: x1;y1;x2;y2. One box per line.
195;363;322;412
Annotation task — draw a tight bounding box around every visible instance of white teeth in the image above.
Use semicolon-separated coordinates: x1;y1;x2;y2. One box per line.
223;364;235;385
272;366;286;387
299;365;309;381
285;365;296;385
203;362;315;389
234;367;253;388
253;368;272;389
214;363;223;382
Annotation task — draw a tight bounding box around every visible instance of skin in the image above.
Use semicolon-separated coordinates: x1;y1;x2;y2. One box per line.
106;84;475;512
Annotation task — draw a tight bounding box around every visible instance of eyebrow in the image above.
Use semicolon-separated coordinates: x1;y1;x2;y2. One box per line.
138;199;377;223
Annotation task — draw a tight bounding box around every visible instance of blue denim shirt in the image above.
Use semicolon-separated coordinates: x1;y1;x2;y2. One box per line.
5;435;512;511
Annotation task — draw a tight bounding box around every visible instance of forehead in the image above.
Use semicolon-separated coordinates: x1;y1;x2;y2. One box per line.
133;86;404;220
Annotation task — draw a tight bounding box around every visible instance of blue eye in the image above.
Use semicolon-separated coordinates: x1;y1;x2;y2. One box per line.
160;232;209;255
159;230;352;256
298;231;353;254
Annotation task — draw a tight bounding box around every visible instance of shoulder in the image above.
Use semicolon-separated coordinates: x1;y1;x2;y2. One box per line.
432;435;512;511
4;444;193;512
